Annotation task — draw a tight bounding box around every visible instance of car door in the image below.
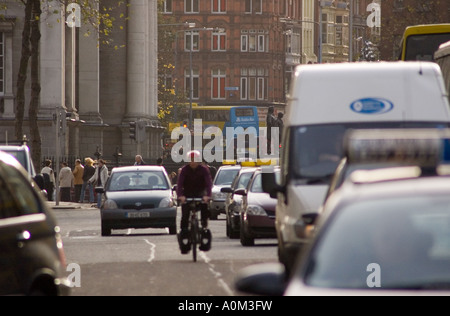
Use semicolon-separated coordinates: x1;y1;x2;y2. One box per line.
0;162;53;295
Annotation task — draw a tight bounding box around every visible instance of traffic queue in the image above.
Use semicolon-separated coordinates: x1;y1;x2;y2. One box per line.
235;60;450;295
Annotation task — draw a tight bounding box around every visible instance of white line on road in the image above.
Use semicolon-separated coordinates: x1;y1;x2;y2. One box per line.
200;252;234;296
144;239;156;263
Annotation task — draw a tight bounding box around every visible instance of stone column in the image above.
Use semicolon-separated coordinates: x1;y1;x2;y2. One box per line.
126;0;158;120
78;19;102;124
40;1;66;116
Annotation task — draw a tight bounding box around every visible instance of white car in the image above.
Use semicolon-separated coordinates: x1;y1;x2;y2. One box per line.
238;167;450;296
209;165;241;220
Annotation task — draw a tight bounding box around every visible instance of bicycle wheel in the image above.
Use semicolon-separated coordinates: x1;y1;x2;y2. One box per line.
191;216;198;262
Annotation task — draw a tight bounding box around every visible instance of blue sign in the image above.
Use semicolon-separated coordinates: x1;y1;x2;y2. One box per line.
350;98;394;115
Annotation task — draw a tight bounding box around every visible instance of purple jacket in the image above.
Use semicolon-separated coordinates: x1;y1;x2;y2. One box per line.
177;164;212;198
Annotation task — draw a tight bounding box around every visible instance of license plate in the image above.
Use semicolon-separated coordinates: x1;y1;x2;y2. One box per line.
127;212;150;219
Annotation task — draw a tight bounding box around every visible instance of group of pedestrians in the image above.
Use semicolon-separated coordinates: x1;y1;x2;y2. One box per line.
41;158;108;207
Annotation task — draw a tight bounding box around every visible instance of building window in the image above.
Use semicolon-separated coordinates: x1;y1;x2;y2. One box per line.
212;30;226;51
212;69;226;100
240;67;267;101
163;0;172;13
241;35;248;51
245;0;262;14
185;31;199;51
212;0;226;13
241;31;267;52
0;33;4;96
185;68;199;99
185;0;199;13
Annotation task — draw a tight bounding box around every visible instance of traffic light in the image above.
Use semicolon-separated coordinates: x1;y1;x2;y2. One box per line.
182;120;188;129
129;121;137;141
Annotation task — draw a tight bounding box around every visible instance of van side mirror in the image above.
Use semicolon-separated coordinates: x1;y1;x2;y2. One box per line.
221;187;233;194
262;172;284;199
234;189;247;196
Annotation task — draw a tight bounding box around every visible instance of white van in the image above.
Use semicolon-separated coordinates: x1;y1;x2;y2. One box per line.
263;62;450;271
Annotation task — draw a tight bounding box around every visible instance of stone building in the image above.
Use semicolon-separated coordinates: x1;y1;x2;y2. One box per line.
0;0;162;166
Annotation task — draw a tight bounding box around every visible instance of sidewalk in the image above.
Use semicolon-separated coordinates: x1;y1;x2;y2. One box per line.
46;201;99;210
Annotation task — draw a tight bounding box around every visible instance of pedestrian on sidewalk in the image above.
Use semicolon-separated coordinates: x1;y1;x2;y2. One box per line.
80;158;95;203
89;159;109;208
41;159;55;201
60;162;74;202
73;159;85;203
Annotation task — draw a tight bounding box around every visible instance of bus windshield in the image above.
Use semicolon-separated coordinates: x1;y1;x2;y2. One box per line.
405;33;450;61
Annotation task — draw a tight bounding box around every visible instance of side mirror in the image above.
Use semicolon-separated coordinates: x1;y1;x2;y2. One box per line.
172;184;177;192
235;263;287;296
262;172;284;199
221;187;233;194
234;189;247;196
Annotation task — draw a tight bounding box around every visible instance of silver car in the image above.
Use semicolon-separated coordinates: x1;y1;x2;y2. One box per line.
101;166;177;236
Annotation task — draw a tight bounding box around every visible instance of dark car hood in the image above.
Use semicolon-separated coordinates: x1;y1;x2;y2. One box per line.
105;190;171;208
247;192;277;212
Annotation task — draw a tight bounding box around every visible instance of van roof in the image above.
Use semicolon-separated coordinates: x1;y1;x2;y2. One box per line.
287;62;450;126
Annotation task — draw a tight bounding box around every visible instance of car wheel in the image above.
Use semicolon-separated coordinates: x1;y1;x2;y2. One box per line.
101;222;111;237
168;224;177;235
210;211;219;221
240;220;255;247
226;215;231;237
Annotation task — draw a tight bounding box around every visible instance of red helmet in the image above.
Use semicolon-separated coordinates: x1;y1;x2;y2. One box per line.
187;150;201;161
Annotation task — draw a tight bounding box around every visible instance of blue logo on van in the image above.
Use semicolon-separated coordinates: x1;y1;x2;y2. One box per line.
350;98;394;115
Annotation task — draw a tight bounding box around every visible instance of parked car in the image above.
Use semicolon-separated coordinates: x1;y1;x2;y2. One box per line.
100;166;177;236
0;151;70;296
262;62;450;272
236;168;279;246
222;167;257;239
209;165;241;220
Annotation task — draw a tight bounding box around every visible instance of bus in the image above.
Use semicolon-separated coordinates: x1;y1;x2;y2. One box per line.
399;24;450;61
165;105;260;159
169;105;259;133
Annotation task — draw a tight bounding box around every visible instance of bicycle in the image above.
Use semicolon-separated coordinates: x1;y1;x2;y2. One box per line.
185;198;205;262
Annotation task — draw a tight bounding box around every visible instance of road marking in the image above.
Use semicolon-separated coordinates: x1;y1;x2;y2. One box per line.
199;252;234;296
143;239;156;263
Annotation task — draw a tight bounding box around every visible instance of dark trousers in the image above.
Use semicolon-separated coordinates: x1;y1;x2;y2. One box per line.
74;185;82;203
60;187;71;202
181;202;210;230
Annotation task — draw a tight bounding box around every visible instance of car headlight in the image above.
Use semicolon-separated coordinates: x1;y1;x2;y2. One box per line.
159;197;174;208
103;200;118;210
247;205;267;216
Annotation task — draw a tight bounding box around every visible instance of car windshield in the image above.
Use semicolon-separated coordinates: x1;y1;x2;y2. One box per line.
1;150;27;170
108;171;169;192
214;169;240;186
233;172;254;190
291;122;450;182
303;195;450;290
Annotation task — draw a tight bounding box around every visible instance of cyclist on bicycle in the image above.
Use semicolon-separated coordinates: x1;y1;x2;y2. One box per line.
177;150;213;254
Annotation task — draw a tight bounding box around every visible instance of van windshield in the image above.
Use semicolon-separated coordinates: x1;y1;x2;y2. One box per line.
291;122;450;182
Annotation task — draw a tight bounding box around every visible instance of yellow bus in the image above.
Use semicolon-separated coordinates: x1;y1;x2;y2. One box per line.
400;24;450;61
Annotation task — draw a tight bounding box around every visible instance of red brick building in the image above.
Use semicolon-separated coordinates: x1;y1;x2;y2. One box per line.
161;0;303;111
